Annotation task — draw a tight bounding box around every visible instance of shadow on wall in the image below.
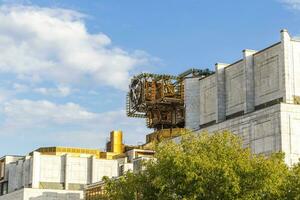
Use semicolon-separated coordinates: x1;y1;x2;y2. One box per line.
29;192;82;200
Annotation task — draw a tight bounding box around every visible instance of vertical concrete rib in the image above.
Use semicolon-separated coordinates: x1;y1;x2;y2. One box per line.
215;63;228;122
243;49;256;113
64;154;69;190
281;29;293;104
31;152;40;189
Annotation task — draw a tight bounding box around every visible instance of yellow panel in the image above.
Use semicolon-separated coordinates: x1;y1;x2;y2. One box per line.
35;146;102;158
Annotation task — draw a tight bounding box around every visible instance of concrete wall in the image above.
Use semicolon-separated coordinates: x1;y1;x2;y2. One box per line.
2;153;118;196
67;157;90;184
6;158;31;193
199;75;216;125
283;34;300;101
280;104;300;165
253;43;283;106
202;104;281;154
0;188;83;200
183;30;300;166
91;159;118;183
198;103;300;166
23;157;31;189
184;31;289;129
225;60;245;116
40;155;65;184
184;77;200;130
0;189;23;200
291;40;300;98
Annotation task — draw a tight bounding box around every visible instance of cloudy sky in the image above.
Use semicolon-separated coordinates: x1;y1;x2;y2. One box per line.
0;0;299;156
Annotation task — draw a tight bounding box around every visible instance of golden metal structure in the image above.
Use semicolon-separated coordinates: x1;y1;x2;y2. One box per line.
105;130;125;155
110;130;124;154
33;147;102;158
85;181;106;200
127;68;213;130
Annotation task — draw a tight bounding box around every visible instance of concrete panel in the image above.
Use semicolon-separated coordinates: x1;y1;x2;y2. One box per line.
290;119;300;154
200;104;281;155
0;189;23;200
8;164;18;193
23;158;31;188
243;49;256;113
40;156;64;183
0;188;84;200
31;152;40;189
200;75;216;125
92;159;118;183
290;40;300;98
253;43;284;106
184;77;200;130
280;103;300;165
225;61;244;116
67;157;89;184
23;188;83;200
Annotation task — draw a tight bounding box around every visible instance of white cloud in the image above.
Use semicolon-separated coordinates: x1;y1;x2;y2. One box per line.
0;89;12;103
34;85;73;97
0;99;149;146
280;0;300;10
0;5;150;90
13;83;29;92
50;130;108;150
0;4;153;154
3;99;98;125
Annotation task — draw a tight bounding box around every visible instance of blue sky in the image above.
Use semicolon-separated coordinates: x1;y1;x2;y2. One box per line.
0;0;299;156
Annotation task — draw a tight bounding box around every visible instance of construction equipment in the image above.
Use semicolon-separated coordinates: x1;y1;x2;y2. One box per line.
126;68;213;130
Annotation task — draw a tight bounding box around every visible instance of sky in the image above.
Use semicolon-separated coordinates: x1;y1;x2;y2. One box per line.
0;0;300;156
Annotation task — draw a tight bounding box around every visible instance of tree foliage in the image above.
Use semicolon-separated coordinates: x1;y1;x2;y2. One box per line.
281;163;300;200
101;131;300;200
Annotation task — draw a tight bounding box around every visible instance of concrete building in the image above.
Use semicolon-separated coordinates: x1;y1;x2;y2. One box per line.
184;29;300;165
0;131;135;200
84;149;155;200
0;150;118;200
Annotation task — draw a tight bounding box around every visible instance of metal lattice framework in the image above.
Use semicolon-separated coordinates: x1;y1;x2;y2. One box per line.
126;68;213;130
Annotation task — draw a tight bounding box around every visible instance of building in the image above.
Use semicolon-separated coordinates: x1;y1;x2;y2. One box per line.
0;131;150;200
0;149;118;200
184;29;300;165
84;149;154;200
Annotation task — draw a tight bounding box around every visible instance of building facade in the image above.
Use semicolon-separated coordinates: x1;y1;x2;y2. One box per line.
84;149;155;200
0;131;155;200
0;151;118;200
185;29;300;165
0;131;126;200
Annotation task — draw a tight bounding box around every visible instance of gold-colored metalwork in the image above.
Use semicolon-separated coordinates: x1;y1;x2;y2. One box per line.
33;147;101;158
145;128;188;143
105;130;125;157
127;68;213;129
85;181;106;200
294;95;300;105
110;130;124;154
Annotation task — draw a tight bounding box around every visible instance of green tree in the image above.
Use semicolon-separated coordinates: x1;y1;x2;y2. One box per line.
281;162;300;200
103;131;288;200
